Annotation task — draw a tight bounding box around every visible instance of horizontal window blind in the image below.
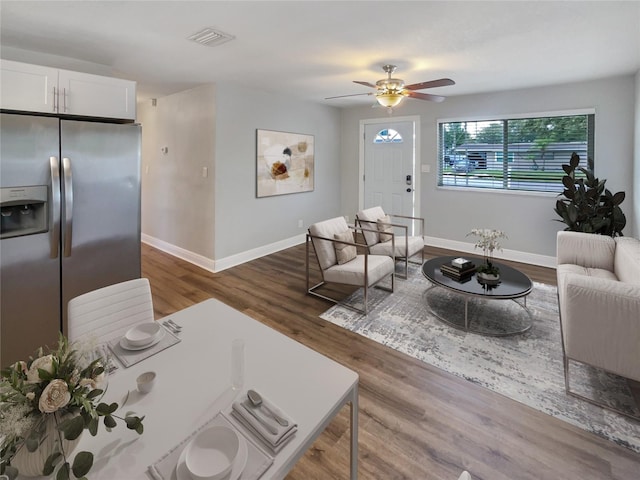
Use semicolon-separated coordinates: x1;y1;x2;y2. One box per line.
438;113;594;193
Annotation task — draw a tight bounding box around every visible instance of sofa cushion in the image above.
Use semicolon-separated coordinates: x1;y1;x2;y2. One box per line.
370;235;424;259
614;237;640;285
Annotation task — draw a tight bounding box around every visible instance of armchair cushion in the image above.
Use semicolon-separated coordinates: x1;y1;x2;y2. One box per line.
370;235;424;259
614;237;640;285
334;230;357;265
324;255;394;287
357;206;386;245
309;216;350;270
377;215;393;242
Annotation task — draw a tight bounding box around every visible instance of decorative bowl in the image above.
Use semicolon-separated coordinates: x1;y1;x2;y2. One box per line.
185;425;240;480
124;322;161;347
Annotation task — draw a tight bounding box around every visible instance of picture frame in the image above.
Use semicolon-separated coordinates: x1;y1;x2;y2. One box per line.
256;129;314;197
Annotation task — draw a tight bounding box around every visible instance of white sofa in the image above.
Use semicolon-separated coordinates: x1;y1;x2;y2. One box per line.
556;231;640;417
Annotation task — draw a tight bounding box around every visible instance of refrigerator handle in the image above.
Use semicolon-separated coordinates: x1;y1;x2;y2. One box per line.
62;157;73;257
49;156;61;258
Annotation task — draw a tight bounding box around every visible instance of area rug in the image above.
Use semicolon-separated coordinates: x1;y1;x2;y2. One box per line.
319;265;640;453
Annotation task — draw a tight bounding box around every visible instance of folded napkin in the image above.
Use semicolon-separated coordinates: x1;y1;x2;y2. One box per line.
231;393;297;455
147;412;272;480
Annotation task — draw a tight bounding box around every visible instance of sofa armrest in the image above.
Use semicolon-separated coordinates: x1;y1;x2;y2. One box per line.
560;273;640;382
556;231;615;270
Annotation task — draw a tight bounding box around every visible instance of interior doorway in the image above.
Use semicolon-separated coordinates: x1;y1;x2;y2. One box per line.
359;116;420;231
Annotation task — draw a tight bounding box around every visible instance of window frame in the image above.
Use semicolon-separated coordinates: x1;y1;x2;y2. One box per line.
436;108;595;195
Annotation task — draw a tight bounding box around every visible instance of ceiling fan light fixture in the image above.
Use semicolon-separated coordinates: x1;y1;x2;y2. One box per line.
376;92;405;108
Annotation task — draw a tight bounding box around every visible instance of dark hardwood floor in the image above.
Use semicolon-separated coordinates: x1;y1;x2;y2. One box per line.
141;242;640;480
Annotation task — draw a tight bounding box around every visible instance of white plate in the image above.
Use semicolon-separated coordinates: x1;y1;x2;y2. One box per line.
119;327;165;351
176;431;248;480
124;322;162;347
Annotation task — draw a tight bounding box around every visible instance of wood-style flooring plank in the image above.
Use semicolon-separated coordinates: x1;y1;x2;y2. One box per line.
141;242;640;480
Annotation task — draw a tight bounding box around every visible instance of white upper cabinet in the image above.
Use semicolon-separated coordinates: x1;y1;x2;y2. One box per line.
1;59;136;120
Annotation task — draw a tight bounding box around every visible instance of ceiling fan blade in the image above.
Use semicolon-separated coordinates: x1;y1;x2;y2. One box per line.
325;92;373;100
405;78;455;90
353;81;377;89
406;91;446;102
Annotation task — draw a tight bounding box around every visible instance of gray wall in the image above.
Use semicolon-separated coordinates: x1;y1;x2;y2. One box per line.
138;84;216;259
340;75;636;258
214;83;342;259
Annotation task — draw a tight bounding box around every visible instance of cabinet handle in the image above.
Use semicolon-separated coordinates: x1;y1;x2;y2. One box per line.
52;86;58;112
62;87;67;113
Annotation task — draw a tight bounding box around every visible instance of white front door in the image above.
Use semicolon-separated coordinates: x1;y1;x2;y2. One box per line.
362;118;418;230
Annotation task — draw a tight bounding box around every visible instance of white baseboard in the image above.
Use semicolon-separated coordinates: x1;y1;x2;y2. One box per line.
424;235;557;269
142;233;556;274
141;233;307;273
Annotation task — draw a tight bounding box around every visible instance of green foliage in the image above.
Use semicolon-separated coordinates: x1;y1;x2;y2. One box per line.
0;333;145;480
554;152;626;237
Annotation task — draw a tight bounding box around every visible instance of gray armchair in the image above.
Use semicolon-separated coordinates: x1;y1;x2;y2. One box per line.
306;216;395;314
356;206;424;279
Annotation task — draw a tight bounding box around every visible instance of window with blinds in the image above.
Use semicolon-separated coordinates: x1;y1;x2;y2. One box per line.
437;112;595;193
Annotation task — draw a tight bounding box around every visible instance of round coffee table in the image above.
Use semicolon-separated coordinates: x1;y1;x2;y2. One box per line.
422;256;533;336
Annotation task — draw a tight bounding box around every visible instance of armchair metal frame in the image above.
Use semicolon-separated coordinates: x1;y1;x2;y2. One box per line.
306;224;394;315
355;212;425;279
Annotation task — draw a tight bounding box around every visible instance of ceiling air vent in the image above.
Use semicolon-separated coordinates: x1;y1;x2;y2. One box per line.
188;27;235;47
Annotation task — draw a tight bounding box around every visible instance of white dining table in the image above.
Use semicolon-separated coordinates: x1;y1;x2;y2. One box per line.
20;299;359;480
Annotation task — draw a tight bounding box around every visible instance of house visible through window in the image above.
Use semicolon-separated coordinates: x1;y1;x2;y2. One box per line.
437;111;594;193
374;128;403;143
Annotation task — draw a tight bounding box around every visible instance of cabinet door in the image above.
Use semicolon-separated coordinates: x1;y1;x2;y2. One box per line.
58;69;136;120
0;59;58;114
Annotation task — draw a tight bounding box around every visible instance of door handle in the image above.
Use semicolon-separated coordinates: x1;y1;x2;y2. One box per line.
62;157;73;257
406;188;413;193
49;156;60;258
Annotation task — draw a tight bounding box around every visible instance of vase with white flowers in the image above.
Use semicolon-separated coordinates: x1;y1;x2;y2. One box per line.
0;335;144;480
467;228;507;283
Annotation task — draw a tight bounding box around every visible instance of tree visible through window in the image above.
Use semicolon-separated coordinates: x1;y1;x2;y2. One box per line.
437;112;594;193
374;128;403;143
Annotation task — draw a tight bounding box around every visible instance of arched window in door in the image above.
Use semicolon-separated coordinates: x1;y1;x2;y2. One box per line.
374;128;403;143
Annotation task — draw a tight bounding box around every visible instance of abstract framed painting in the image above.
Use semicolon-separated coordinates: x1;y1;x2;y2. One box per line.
256;129;314;197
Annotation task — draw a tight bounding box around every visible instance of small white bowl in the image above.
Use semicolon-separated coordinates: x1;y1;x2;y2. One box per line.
185;425;239;480
136;371;156;394
124;322;161;347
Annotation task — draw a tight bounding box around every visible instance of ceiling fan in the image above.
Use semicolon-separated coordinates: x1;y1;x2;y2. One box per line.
326;64;455;109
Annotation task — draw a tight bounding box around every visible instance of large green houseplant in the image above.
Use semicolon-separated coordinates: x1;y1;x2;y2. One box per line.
554;152;626;237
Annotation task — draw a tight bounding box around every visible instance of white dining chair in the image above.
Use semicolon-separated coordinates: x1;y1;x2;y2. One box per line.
67;278;155;343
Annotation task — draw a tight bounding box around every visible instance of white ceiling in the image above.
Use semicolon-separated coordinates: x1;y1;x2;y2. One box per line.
1;1;639;107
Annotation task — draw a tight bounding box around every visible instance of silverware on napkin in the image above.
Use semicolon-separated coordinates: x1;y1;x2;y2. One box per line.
242;402;278;435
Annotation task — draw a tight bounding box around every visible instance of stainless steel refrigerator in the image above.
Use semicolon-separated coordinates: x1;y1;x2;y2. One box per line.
0;113;141;367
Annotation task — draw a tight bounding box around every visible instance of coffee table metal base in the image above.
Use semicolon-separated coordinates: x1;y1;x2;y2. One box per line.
424;283;533;337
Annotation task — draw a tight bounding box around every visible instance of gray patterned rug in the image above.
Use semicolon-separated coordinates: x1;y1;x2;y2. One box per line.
320;265;640;453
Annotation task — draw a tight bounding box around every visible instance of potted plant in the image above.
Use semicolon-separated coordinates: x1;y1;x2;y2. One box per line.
554;152;626;237
467;228;507;284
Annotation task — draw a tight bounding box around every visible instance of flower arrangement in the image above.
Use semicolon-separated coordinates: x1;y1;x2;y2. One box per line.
467;228;508;276
0;335;144;480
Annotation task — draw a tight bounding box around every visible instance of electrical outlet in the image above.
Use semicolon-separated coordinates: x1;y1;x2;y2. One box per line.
421;164;431;173
201;167;208;178
298;219;303;228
